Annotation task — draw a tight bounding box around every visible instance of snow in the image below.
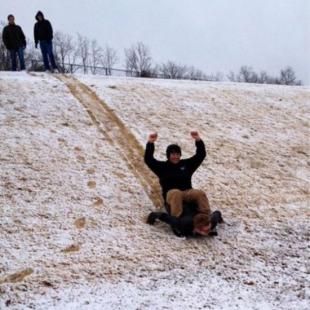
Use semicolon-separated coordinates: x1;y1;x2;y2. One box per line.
0;72;309;309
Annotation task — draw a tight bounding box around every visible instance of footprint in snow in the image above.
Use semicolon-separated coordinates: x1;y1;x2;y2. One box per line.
87;180;96;188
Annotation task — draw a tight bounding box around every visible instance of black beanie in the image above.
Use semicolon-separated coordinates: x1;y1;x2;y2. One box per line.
7;14;14;20
166;144;182;159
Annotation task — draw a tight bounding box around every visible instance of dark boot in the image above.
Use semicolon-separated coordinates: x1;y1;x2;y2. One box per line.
208;210;224;236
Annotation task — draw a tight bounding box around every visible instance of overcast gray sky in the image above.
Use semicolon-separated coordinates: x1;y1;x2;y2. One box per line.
1;0;309;84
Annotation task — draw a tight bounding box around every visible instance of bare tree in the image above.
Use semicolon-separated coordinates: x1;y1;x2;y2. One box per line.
101;45;118;75
150;64;161;78
124;42;152;76
0;21;10;70
227;70;237;82
228;67;262;83
186;66;207;80
125;47;138;76
206;71;223;82
24;40;42;70
237;66;259;83
257;71;269;84
89;39;103;74
76;33;90;74
280;66;301;85
230;66;277;84
159;61;187;79
53;31;75;72
228;65;302;85
238;66;251;82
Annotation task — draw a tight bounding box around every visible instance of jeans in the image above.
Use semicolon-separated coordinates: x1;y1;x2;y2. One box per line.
9;47;25;71
39;40;57;70
166;189;211;218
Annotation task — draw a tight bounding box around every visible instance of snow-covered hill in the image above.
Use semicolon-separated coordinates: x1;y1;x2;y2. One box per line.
0;72;309;309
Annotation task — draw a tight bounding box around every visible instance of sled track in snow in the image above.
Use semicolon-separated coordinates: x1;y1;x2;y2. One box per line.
56;74;162;207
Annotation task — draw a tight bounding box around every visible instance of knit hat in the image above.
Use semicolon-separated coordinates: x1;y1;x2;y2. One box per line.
166;144;182;159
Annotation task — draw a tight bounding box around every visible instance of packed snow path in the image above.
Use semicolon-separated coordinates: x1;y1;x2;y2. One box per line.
55;74;162;207
0;72;309;309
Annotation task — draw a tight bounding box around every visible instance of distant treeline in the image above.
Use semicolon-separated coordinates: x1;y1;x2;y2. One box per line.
0;21;302;85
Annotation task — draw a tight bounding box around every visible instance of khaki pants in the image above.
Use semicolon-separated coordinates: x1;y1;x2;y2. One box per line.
166;189;211;218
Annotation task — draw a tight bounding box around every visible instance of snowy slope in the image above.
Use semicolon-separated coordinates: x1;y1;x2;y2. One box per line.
0;72;309;310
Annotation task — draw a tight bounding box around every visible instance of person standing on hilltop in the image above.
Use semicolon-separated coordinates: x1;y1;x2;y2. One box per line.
34;11;58;73
2;14;26;71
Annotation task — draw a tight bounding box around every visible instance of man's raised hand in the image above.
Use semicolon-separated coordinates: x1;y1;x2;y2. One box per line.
148;132;158;143
190;131;201;141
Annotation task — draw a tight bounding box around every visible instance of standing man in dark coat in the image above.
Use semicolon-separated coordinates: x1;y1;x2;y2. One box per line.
34;11;58;72
2;14;26;71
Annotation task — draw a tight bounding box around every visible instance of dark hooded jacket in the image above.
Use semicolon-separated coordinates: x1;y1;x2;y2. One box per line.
2;23;26;50
144;140;206;200
34;11;53;45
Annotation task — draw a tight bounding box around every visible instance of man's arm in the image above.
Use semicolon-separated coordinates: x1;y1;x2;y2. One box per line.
19;26;26;48
184;131;206;169
34;24;38;47
144;133;162;175
2;27;9;49
147;212;178;226
46;20;53;39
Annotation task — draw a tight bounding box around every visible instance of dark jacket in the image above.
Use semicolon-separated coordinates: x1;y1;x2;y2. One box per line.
34;11;53;44
144;140;206;200
2;24;26;50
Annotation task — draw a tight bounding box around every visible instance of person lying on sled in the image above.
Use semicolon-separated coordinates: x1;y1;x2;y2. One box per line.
144;131;214;236
147;208;224;237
